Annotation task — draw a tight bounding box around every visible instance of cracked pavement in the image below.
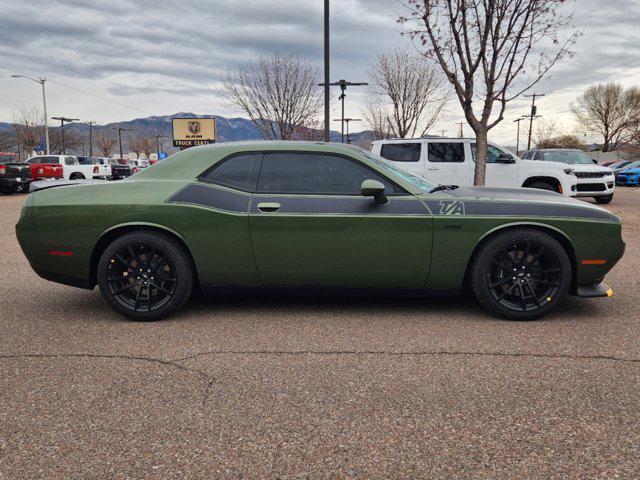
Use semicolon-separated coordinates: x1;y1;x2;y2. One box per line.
1;190;639;479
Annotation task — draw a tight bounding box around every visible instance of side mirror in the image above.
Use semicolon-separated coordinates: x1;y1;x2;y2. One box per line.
592;159;598;164
361;179;388;205
496;153;516;164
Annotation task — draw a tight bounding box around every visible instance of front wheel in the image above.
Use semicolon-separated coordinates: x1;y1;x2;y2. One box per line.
469;228;572;320
595;194;613;204
97;231;194;321
526;181;558;192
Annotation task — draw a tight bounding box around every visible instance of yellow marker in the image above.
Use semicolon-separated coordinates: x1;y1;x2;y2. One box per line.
606;288;614;297
546;297;552;302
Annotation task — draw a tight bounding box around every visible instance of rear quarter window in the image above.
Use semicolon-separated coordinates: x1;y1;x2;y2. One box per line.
379;143;422;162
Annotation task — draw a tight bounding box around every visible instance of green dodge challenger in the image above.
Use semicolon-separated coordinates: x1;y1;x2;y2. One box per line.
16;141;624;321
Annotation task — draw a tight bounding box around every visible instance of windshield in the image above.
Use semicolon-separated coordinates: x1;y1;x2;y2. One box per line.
623;161;640;170
541;150;595;165
358;149;436;193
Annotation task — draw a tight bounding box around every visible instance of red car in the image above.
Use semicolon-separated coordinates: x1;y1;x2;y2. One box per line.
25;155;64;180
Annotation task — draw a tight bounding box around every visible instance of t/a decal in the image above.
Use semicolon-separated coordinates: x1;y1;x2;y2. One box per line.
438;200;465;216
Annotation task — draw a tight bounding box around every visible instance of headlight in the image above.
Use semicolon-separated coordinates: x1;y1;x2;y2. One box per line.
564;168;575;175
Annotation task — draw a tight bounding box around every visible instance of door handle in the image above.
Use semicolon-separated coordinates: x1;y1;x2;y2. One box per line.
257;202;281;213
427;167;439;171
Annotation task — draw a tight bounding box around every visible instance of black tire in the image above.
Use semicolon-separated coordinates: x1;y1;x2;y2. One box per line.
70;173;85;180
595;194;613;204
97;231;194;321
469;228;572;320
526;181;557;192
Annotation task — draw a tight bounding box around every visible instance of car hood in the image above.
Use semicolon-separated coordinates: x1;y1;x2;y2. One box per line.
619;168;640;175
570;164;612;174
420;186;616;222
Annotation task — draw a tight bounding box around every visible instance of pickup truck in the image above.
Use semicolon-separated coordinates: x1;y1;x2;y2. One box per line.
371;138;579;196
0;153;32;194
26;155;109;181
78;156;132;180
23;155;64;181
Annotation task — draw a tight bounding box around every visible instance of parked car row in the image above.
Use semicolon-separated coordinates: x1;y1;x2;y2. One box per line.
371;139;617;204
0;154;149;195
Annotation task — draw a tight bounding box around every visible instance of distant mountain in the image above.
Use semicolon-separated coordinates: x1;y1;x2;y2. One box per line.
0;113;375;155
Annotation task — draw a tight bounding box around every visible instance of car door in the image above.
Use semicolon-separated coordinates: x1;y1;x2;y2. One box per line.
473;143;519;187
248;151;432;288
424;140;472;186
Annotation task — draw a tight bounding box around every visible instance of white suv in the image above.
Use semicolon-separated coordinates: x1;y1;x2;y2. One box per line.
521;149;615;204
370;138;579;197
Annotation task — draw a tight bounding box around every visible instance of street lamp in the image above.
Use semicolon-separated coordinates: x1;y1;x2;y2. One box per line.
11;74;50;154
51;116;79;154
319;79;368;142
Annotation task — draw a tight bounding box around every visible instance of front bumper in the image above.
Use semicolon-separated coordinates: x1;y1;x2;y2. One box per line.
574;179;615;197
616;175;640;186
0;177;31;190
574;282;613;298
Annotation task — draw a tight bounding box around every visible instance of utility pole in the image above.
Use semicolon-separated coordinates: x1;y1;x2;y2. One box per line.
334;118;361;144
323;0;330;142
440;129;446;137
513;118;525;155
319;79;368;142
456;122;465;138
52;116;79;154
11;75;50;154
155;134;167;160
113;127;128;161
85;121;95;157
524;93;545;150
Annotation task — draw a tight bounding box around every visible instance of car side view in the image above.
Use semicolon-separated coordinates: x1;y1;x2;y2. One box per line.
16;142;625;321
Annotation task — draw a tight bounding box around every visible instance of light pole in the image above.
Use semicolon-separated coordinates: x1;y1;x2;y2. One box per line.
524;92;545;150
155;134;167;160
334;118;361;144
323;0;330;142
11;74;50;154
84;121;96;157
51;116;79;154
513;117;525;155
114;127;128;161
319;79;368;142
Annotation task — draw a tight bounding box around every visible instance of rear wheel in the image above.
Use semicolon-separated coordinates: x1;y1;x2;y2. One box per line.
595;194;613;204
70;173;85;180
469;228;572;320
97;231;194;321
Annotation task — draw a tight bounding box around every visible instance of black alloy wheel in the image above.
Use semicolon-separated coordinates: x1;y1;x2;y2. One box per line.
470;228;571;320
97;231;194;321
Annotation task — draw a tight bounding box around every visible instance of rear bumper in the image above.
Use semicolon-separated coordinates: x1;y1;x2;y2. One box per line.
574;282;613;298
0;177;30;189
32;266;93;290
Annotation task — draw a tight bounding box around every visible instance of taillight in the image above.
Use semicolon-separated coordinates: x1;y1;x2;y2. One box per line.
93;166;99;173
38;168;44;175
0;166;5;175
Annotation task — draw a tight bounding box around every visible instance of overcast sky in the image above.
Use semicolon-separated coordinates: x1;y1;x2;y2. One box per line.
1;0;639;144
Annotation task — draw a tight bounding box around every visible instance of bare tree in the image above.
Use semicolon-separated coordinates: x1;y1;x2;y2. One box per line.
49;128;83;155
368;49;447;138
571;83;640;152
127;137;145;159
361;102;393;140
223;53;323;140
293;118;325;141
12;106;44;158
534;118;561;148
401;0;576;185
141;138;154;159
0;131;17;152
96;132;118;157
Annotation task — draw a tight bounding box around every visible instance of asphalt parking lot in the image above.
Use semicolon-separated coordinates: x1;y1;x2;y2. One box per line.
1;190;639;479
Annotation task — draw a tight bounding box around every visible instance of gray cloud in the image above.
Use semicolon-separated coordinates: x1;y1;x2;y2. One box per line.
0;0;639;145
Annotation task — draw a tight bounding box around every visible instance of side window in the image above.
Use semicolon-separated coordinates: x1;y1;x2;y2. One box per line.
28;157;41;164
532;151;542;160
428;143;465;163
200;153;262;192
44;156;60;164
65;157;77;165
379;143;421;162
471;144;504;163
257;152;400;195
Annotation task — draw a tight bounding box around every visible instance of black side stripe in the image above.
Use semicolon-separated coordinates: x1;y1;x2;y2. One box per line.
251;195;428;215
423;200;613;221
167;183;249;213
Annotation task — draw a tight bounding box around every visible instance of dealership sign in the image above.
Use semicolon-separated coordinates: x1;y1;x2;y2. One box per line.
172;118;216;147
